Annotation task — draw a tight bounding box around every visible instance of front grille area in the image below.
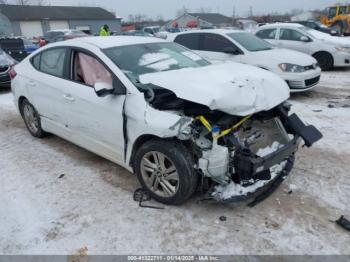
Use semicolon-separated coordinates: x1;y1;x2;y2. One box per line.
305;76;320;87
286;80;305;89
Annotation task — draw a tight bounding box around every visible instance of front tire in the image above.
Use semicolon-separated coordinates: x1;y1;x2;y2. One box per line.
313;52;334;71
134;139;198;205
20;99;47;138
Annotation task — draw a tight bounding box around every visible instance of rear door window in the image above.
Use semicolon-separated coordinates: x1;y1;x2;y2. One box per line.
279;28;307;41
200;33;234;52
256;29;277;39
39;48;67;77
174;33;200;50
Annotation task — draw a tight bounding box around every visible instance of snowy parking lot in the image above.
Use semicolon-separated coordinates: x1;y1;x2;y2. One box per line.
1;69;350;255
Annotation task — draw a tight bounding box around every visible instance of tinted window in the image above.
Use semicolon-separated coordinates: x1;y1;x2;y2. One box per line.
174;34;200;50
256;29;277;39
279;29;307;41
40;48;66;77
201;33;234;52
227;32;272;52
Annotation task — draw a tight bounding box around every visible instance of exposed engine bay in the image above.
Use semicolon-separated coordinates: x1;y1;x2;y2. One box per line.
144;86;322;202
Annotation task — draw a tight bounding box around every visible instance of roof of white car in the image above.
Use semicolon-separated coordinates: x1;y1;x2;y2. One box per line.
258;23;305;29
63;36;165;49
173;29;245;36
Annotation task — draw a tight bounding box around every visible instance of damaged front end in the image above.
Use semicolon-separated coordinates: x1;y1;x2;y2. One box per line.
142;83;322;204
143;85;322;204
189;103;322;203
136;61;322;204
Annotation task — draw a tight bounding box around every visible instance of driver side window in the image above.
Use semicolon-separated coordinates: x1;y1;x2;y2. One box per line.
279;29;307;41
200;33;237;53
72;51;113;87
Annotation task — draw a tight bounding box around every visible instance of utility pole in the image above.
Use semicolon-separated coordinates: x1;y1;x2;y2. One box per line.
249;6;253;18
232;6;236;25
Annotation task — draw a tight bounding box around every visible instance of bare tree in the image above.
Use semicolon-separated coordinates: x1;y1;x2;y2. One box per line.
197;7;212;13
176;6;189;17
37;0;49;6
15;0;30;5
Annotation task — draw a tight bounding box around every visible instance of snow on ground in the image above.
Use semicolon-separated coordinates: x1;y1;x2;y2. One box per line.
1;68;350;255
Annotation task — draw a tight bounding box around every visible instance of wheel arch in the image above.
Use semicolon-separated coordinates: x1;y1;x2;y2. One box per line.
312;51;334;65
129;134;162;168
18;96;28;116
129;134;191;169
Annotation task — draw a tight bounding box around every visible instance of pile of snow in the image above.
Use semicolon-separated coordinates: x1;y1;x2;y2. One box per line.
213;142;286;200
138;52;178;71
256;141;284;157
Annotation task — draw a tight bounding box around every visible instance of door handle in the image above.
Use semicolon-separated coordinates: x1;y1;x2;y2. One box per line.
62;94;75;102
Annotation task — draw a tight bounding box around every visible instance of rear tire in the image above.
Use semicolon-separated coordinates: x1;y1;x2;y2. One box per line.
134;139;198;205
313;52;334;71
20;99;47;138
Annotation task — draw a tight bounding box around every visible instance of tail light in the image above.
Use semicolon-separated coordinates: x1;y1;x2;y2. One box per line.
9;68;17;79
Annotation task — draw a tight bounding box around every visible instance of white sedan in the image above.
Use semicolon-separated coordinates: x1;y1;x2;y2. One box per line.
11;36;321;205
167;29;321;92
255;23;350;70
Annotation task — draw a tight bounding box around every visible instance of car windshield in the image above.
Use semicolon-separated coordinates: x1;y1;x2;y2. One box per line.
227;32;273;51
104;42;210;89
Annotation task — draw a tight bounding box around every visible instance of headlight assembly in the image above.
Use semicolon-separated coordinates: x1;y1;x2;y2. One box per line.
278;63;305;73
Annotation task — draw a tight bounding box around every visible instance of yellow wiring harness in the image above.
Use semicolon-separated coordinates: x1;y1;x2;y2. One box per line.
196;114;252;139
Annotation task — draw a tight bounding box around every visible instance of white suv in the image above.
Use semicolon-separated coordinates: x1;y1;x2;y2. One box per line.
256;23;350;70
168;30;321;92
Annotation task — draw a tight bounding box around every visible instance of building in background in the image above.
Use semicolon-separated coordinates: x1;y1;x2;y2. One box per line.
163;12;233;29
0;5;121;38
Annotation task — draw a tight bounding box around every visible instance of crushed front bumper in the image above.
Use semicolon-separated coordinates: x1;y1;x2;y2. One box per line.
208;109;322;205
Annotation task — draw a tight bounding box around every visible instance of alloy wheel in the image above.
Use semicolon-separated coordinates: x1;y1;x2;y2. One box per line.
140;151;179;198
23;103;39;134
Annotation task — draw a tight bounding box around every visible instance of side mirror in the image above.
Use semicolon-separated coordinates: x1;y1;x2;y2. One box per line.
223;47;241;55
300;36;310;42
94;82;115;97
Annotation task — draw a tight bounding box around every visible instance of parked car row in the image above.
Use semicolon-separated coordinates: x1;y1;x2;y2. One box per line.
168;29;321;92
11;36;322;205
256;23;350;70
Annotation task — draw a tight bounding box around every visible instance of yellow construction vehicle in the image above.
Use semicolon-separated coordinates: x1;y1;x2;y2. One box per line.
320;4;350;35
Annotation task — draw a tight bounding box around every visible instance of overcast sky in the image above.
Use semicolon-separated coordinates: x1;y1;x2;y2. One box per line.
47;0;336;19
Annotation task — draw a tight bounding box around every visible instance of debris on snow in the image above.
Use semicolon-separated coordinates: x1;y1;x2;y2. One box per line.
336;216;350;232
219;216;227;222
256;141;283;157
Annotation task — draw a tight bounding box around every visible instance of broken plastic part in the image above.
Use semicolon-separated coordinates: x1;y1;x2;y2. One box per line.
336;216;350;232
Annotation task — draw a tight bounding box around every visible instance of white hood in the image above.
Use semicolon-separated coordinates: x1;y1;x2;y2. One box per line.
254;48;317;66
140;62;290;116
308;29;350;47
